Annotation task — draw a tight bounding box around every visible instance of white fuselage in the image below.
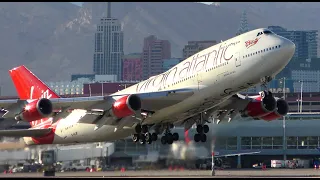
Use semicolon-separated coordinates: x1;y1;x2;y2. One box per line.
24;28;295;145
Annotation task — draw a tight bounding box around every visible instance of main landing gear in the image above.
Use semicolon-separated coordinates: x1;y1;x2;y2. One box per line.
132;124;158;145
132;123;179;145
194;124;209;143
160;124;179;145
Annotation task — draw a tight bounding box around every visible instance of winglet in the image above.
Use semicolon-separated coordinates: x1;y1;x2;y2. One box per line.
9;65;60;100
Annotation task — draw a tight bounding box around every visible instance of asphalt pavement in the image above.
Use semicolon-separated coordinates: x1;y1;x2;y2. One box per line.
1;169;320;178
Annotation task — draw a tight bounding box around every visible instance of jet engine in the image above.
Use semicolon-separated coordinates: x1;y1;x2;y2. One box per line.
15;98;53;122
110;94;142;119
260;98;289;121
243;91;276;118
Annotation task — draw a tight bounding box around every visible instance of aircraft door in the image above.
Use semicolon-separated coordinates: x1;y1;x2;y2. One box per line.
196;73;203;90
235;52;241;67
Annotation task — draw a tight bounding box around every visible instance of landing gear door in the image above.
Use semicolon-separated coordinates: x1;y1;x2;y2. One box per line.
235;52;241;67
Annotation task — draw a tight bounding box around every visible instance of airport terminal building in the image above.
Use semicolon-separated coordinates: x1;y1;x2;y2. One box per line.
114;117;320;168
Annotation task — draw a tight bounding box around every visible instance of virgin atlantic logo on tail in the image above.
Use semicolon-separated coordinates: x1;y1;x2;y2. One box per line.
30;86;53;99
245;37;261;48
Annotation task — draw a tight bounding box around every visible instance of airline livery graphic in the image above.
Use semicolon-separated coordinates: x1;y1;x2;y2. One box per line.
245;37;261;48
0;28;294;148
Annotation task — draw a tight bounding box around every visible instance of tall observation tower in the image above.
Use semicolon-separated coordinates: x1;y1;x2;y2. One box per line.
236;10;249;35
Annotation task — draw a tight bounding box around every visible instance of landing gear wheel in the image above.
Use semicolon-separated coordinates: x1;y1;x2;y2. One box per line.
166;133;174;144
203;125;209;134
200;133;207;142
132;134;139;142
142;125;148;133
173;133;179;141
196;125;203;134
151;133;158;141
145;133;151;142
161;136;167;145
135;125;142;134
139;134;146;145
194;133;201;142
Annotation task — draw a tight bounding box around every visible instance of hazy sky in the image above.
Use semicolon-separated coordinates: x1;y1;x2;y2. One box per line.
70;2;212;6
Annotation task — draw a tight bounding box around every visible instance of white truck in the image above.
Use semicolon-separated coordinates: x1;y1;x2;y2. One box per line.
61;162;90;172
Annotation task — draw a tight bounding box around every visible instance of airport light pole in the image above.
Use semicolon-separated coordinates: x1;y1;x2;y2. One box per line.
282;77;287;161
299;80;303;113
211;116;215;176
296;94;300;113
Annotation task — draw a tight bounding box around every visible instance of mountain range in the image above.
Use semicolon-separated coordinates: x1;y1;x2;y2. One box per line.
0;2;320;96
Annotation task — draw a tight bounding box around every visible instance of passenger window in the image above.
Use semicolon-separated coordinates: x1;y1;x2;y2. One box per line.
279;45;281;48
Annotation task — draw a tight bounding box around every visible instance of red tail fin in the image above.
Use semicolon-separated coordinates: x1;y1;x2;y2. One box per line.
9;65;60;100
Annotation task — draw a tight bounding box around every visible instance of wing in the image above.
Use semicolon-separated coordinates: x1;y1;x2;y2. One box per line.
0;88;194;119
0;128;51;137
214;151;261;158
180;91;289;129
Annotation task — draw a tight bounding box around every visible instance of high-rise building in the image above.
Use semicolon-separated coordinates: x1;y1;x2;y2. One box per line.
162;58;182;72
236;10;249;35
182;40;217;59
268;26;318;70
142;35;171;79
122;53;143;81
268;26;319;90
93;2;124;81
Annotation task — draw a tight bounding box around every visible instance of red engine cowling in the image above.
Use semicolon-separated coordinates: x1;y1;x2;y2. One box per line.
111;94;141;119
260;98;289;121
16;98;53;122
244;93;277;118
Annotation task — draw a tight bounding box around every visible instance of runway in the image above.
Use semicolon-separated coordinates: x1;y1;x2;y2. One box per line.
1;169;320;178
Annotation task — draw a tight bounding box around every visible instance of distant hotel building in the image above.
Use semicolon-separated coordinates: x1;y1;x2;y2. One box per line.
93;2;124;81
268;26;318;79
83;82;138;96
122;53;142;81
46;80;87;95
268;26;318;61
246;26;320;93
182;40;217;59
142;35;171;80
162;58;182;72
47;74;118;95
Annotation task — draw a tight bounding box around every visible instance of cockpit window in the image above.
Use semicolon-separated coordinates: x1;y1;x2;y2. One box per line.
257;32;263;37
263;30;273;34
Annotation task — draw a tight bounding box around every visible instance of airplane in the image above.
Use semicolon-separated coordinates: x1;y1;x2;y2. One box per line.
0;28;295;147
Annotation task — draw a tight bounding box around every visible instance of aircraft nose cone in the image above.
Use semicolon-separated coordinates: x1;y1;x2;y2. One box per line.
287;40;296;54
282;38;295;60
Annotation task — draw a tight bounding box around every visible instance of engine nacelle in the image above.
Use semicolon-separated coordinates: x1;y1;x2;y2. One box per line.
260;98;289;121
110;94;141;119
244;92;277;118
15;98;53;122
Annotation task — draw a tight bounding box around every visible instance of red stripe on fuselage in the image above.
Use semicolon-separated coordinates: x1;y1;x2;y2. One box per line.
31;119;61;145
